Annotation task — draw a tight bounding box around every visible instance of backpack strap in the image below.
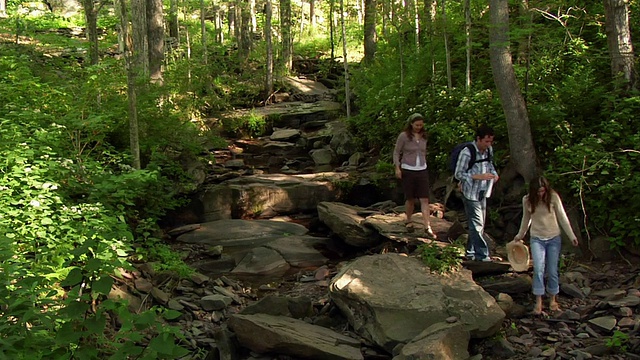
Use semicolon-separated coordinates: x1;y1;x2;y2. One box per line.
465;143;477;171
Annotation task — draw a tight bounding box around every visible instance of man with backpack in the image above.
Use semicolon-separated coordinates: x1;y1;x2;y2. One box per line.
453;125;499;262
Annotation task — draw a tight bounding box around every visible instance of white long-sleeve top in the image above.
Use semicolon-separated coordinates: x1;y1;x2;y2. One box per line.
515;191;577;241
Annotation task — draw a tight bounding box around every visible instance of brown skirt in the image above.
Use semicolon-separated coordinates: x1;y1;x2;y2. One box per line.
401;168;430;200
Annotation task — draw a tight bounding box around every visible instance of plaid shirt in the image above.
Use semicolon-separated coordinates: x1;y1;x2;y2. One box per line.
454;143;498;201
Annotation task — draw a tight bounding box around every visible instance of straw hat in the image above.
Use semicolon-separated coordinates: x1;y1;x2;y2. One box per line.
506;240;530;272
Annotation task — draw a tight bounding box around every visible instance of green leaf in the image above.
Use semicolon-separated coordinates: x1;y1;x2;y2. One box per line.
84;313;107;334
41;217;53;225
60;268;83;287
162;309;183;320
92;276;114;295
148;333;176;355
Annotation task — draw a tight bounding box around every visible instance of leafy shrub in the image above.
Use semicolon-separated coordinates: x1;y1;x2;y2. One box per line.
416;241;463;274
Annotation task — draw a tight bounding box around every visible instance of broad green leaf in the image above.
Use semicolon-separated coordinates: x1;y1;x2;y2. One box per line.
91;276;114;295
60;268;83;287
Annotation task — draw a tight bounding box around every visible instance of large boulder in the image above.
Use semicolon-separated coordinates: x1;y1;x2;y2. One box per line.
317;202;381;248
199;173;350;221
329;253;505;353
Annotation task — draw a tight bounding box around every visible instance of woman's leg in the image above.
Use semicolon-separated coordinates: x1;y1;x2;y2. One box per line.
405;199;415;224
418;197;435;237
546;236;562;310
530;238;547;304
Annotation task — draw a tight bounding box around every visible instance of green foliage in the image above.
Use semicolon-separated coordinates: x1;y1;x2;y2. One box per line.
221;111;267;138
606;330;629;353
416;242;463;274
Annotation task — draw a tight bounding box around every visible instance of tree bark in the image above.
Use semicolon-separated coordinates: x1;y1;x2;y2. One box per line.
340;0;351;119
265;0;274;95
201;0;207;64
240;0;252;59
363;0;377;64
0;0;6;17
603;0;637;91
280;0;292;71
168;0;179;39
442;0;452;88
464;0;471;91
82;0;100;65
329;0;335;59
131;0;149;78
489;0;537;182
147;0;164;84
119;0;141;169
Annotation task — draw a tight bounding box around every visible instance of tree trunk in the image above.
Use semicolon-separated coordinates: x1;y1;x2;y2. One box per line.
229;5;236;37
119;0;141;169
381;0;389;39
215;7;224;42
0;0;6;17
329;0;335;59
131;0;149;78
464;0;471;91
340;0;350;119
147;0;164;84
280;0;292;71
603;0;637;91
82;0;99;65
201;0;208;64
442;0;452;88
363;0;377;63
265;0;273;95
240;0;252;58
250;0;257;33
489;0;537;182
309;0;315;29
168;0;179;39
234;0;242;45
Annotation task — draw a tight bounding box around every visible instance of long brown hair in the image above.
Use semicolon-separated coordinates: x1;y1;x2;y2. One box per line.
528;176;553;214
403;114;425;141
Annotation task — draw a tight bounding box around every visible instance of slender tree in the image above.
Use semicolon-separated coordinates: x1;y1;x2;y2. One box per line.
131;0;149;78
363;0;377;63
280;0;292;71
442;0;452;88
147;0;164;83
119;0;141;169
340;0;350;119
464;0;471;91
240;0;252;59
0;0;6;17
603;0;637;91
81;0;107;65
489;0;537;182
168;0;179;39
201;0;208;64
329;0;335;59
265;0;274;95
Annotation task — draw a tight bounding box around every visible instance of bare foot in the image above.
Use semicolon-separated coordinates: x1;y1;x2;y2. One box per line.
533;303;543;315
549;301;560;311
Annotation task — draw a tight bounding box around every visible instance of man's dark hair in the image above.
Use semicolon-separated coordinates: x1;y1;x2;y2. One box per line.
476;125;495;140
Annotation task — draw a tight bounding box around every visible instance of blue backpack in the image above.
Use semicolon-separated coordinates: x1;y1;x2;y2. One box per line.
449;142;492;175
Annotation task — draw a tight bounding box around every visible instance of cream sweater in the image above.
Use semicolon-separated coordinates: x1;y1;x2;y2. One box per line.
515;192;577;241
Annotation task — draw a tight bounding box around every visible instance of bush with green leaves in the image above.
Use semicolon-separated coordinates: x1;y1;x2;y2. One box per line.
416;241;463;274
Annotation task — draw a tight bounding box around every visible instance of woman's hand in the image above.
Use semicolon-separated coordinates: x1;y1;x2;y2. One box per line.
571;238;579;247
513;237;523;243
395;168;402;179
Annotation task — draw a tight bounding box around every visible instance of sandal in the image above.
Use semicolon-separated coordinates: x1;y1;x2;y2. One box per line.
425;226;437;239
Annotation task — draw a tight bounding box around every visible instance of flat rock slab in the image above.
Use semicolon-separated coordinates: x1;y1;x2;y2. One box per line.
228;313;364;360
175;219;308;248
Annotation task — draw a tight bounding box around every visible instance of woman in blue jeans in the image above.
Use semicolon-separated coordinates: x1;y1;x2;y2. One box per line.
513;176;579;315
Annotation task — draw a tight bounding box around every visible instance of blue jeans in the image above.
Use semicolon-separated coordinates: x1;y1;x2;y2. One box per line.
530;236;562;296
463;196;490;261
